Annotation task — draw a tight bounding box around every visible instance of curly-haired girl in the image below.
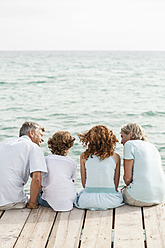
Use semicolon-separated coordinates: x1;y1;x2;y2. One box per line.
37;131;77;211
76;125;124;210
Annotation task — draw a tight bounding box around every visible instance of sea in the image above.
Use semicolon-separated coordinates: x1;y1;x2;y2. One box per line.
0;50;165;194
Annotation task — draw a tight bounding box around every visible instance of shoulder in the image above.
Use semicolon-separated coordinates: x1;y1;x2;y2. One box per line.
125;140;149;151
80;152;87;161
125;140;145;146
0;137;17;146
52;154;77;168
1;136;29;146
66;155;77;166
124;140;135;146
124;140;138;151
113;152;120;159
31;143;44;154
143;141;159;155
46;154;75;163
19;136;40;151
45;154;53;161
113;152;120;164
80;152;87;166
80;152;86;159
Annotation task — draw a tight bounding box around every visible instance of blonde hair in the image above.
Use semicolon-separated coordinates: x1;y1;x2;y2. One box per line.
121;123;146;141
48;131;75;156
78;125;118;160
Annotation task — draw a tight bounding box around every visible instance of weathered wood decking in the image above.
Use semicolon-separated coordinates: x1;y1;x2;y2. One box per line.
0;203;165;248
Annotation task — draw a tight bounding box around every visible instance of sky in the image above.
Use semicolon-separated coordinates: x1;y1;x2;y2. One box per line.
0;0;165;51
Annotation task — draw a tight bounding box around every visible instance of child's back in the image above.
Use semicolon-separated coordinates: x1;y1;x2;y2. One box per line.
76;155;123;210
42;154;77;211
37;131;77;211
85;155;116;189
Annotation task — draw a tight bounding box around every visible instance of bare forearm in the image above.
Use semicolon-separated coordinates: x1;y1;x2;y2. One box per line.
114;175;119;190
80;153;86;188
27;177;41;209
81;179;86;188
123;159;134;186
123;175;132;186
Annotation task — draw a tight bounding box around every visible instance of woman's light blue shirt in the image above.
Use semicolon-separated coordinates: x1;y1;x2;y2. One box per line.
75;155;124;210
85;155;116;190
124;140;165;203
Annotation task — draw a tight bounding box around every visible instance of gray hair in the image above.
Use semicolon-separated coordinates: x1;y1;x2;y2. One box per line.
19;121;45;137
121;123;146;141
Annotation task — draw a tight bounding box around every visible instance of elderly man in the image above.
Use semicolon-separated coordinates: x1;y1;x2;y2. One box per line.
0;121;48;210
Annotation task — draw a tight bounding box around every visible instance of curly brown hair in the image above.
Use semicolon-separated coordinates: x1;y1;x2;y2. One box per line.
78;125;118;160
48;131;75;156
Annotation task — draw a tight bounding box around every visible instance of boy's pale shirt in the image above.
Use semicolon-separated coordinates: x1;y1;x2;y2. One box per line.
41;154;77;211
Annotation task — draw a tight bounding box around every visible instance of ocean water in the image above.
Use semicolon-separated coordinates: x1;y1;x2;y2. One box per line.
0;51;165;193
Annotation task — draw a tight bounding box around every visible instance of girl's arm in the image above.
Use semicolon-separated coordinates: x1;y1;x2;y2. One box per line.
113;153;121;190
80;152;86;188
123;159;134;186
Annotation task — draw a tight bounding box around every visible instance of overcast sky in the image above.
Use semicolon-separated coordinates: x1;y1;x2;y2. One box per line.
0;0;165;50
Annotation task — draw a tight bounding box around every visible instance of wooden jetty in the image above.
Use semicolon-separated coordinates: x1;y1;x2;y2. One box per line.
0;203;165;248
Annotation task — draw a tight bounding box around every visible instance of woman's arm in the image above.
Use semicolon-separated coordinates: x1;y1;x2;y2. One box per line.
80;152;86;188
123;159;134;186
113;153;121;190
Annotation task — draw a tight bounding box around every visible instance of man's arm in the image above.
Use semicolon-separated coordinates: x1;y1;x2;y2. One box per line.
27;171;41;209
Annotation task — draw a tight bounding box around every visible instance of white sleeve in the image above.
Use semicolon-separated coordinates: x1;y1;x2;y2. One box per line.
123;141;135;160
29;145;48;177
71;162;77;180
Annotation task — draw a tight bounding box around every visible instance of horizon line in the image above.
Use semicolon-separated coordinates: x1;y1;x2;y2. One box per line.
0;49;165;52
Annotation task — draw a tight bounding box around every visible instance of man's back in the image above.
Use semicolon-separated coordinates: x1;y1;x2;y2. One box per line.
0;136;44;206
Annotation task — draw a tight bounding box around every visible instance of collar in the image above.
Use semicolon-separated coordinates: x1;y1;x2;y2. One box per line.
21;135;32;142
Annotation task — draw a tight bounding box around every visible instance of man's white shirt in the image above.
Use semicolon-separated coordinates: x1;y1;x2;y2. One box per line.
0;135;47;206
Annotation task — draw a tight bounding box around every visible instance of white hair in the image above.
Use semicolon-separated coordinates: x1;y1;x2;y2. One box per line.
19;121;45;137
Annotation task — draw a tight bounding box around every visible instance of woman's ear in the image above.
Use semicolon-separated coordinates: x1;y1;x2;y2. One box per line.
129;131;133;139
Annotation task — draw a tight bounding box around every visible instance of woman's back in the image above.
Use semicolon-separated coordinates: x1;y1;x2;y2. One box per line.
124;140;165;203
85;155;116;189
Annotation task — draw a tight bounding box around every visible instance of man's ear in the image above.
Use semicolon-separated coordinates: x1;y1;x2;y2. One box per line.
28;129;35;139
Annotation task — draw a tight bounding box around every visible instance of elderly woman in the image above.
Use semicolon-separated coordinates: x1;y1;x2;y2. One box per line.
121;123;165;206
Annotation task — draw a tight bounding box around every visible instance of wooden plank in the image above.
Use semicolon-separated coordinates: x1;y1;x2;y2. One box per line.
81;209;113;248
0;211;3;218
0;208;31;248
47;207;84;248
14;206;56;248
143;203;165;248
114;205;144;248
